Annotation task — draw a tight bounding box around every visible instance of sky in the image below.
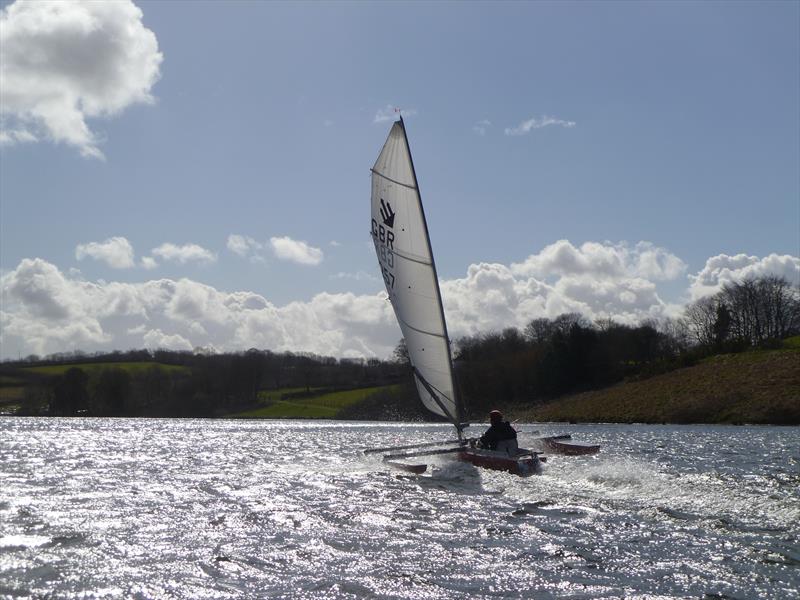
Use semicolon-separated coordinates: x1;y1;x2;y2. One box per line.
1;0;798;360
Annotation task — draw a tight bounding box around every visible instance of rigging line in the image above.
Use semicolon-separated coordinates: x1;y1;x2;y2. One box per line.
370;169;417;190
414;370;452;404
413;368;457;424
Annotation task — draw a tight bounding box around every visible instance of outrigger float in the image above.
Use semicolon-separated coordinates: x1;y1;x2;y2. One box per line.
365;116;599;477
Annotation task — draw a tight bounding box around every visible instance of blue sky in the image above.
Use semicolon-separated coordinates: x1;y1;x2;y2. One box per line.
1;0;798;359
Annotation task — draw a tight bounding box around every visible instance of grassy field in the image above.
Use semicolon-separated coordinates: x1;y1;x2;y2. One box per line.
256;387;324;403
0;386;25;400
515;347;800;425
232;385;398;419
779;335;800;350
234;400;340;419
20;362;189;376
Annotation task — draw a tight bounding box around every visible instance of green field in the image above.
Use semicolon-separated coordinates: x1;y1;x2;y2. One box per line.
235;400;340;419
233;385;397;419
21;362;189;376
256;387;325;403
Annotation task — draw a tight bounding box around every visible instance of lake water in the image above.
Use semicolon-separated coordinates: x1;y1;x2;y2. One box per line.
1;418;798;599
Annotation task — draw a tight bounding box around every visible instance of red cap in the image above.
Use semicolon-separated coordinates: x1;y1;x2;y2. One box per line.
489;410;503;423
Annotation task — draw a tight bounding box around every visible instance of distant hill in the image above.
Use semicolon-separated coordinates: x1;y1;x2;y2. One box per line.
516;348;800;425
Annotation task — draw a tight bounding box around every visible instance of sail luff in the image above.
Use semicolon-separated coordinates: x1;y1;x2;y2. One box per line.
396;116;464;427
371;118;463;428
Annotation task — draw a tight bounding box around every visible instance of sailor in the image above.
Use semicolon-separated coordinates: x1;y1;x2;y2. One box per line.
479;410;519;455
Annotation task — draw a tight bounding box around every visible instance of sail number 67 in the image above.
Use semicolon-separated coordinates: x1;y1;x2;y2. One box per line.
381;266;395;289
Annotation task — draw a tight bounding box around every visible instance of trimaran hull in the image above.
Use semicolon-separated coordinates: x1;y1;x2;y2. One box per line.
457;449;541;477
388;453;541;477
541;437;600;456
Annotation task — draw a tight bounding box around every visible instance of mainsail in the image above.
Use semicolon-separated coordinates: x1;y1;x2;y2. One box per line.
371;117;463;428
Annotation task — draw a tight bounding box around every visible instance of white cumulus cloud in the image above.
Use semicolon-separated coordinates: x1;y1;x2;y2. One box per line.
270;236;323;266
142;328;193;351
511;240;686;282
2;246;793;361
1;258;112;354
0;258;396;359
505;115;576;136
140;256;158;270
688;253;800;300
75;236;135;269
227;234;264;262
151;243;216;265
0;0;162;158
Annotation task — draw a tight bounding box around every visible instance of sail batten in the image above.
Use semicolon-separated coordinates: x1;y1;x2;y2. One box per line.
370;118;462;427
370;169;418;190
392;316;448;340
370;234;432;266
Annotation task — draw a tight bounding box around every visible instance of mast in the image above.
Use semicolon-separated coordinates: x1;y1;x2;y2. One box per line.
396;116;466;430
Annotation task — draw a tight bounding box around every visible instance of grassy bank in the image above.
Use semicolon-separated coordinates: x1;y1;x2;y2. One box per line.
230;386;399;419
516;348;800;425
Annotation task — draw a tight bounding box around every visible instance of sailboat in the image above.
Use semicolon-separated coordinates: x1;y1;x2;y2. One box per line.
367;116;542;477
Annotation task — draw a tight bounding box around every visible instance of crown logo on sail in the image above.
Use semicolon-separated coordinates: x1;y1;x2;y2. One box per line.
380;199;396;228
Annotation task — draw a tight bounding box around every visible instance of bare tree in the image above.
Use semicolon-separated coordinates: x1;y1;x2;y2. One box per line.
687;275;800;348
758;275;800;340
553;312;591;335
593;317;618;333
393;339;410;366
524;318;556;344
652;317;691;353
685;296;718;347
720;276;800;345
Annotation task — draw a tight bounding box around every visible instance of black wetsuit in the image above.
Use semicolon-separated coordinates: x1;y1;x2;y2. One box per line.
479;421;517;450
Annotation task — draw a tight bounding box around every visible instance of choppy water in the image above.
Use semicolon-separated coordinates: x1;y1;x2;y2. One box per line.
1;418;798;599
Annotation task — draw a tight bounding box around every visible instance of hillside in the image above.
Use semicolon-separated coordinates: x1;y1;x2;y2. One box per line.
516;349;800;425
3;347;797;425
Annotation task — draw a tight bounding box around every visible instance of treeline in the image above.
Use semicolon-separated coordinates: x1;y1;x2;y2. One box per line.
685;275;799;350
454;275;799;416
8;349;406;418
5;274;797;421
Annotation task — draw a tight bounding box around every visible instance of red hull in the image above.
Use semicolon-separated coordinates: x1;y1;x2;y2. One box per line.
543;438;600;455
385;460;427;474
458;450;541;477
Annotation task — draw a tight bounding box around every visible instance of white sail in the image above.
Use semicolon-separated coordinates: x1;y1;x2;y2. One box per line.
371;119;461;425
